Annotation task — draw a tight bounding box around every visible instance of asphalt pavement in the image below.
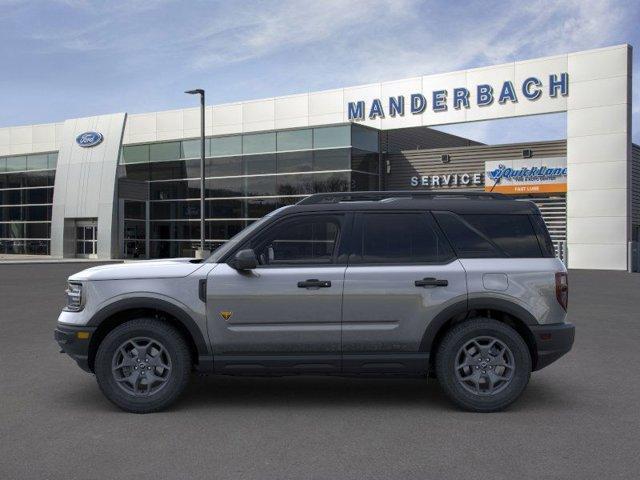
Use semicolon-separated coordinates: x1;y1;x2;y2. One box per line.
0;263;639;479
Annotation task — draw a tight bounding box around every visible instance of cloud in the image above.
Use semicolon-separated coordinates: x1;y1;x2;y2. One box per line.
188;0;418;70
1;0;637;141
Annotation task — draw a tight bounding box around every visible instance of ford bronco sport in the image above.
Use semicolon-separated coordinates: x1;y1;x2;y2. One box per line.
55;191;574;413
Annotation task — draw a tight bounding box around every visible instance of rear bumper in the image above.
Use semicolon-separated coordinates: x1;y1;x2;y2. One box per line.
530;322;575;371
54;324;97;373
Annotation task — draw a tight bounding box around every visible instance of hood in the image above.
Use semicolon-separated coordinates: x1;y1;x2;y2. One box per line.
69;258;207;281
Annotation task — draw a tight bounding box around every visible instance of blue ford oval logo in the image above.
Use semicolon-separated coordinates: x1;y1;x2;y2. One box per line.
76;131;103;148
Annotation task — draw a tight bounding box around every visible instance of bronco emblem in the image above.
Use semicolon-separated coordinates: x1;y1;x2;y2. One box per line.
220;311;232;321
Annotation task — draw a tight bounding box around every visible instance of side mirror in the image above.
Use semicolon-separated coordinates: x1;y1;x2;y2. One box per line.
231;249;257;271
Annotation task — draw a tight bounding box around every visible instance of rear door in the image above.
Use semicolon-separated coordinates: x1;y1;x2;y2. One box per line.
341;211;467;374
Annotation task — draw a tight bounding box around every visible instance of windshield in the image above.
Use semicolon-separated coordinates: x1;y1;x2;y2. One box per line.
206;206;291;263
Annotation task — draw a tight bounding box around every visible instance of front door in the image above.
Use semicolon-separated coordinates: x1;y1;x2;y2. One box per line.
341;211;467;374
207;213;348;374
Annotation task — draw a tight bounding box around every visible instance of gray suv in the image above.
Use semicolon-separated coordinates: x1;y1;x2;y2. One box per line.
55;192;574;413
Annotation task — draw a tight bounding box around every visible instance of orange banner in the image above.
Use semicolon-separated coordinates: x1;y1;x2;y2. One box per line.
485;183;567;194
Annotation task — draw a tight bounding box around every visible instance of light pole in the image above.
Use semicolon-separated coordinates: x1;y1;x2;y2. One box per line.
185;88;208;259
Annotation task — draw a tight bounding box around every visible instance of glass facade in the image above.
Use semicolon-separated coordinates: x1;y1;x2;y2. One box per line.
119;124;379;258
0;152;57;255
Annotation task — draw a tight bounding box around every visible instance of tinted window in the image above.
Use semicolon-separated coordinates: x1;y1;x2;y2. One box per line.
244;154;276;175
206;156;243;177
150;142;181;162
248;215;341;265
461;214;542;258
529;214;555;257
27;154;49;170
211;136;242;157
277;151;313;173
313;149;350;171
277;129;312;151
351;125;379;152
243;133;276;154
352;212;453;264
433;212;501;258
313;126;350;149
122;145;149;164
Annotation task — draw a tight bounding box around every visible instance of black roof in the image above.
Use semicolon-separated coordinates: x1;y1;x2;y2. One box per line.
278;191;540;216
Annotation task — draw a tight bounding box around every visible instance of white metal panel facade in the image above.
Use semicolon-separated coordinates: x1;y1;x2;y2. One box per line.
0;45;634;268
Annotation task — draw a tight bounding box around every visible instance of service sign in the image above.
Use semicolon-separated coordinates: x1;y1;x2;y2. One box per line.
484;157;567;194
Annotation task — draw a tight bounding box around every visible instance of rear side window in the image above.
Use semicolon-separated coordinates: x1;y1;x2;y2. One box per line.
462;214;542;257
434;211;544;258
351;212;454;264
529;214;555;257
433;212;502;258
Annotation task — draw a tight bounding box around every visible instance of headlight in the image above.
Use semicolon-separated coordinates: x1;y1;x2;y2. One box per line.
64;282;83;312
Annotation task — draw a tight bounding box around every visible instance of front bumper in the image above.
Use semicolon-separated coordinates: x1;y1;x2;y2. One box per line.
530;322;575;371
54;324;97;373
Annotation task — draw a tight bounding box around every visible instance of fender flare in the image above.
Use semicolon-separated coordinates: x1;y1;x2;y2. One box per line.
419;297;537;353
87;297;211;360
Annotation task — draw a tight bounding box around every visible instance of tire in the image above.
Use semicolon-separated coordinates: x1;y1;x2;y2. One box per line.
94;318;192;413
435;318;531;412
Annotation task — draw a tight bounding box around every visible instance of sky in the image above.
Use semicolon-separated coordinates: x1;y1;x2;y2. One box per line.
0;0;638;144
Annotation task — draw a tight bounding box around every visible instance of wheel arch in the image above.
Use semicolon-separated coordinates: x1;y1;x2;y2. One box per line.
86;297;212;373
422;298;539;372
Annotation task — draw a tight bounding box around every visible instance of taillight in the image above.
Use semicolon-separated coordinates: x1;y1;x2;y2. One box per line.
555;272;568;311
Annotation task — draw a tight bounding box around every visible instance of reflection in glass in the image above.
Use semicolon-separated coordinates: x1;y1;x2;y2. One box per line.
243;133;276;154
277;129;312;151
277;151;312;173
150;142;181;162
313;149;350;171
313;126;350;149
205;156;243;177
246;176;276;197
244;154;276;175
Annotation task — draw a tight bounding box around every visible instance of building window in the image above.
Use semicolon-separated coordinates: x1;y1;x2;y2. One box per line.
0;152;57;255
243;133;276;154
313;126;350;149
150;142;181;162
120;125;379;258
122;144;150;164
352;125;380;153
277;129;312;151
211;136;242;157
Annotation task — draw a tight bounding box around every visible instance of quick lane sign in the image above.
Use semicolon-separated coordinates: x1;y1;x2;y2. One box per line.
485;157;567;194
348;73;569;120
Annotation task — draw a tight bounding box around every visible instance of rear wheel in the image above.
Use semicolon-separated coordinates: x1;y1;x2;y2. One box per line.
95;318;191;413
436;318;531;412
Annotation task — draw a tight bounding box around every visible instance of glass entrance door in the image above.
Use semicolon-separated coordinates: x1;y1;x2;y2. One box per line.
76;222;97;257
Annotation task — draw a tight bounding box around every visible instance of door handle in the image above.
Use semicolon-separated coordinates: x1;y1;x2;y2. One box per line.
297;279;332;288
415;277;448;287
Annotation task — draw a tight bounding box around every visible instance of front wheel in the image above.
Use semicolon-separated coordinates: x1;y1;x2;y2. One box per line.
95;318;191;413
436;318;531;412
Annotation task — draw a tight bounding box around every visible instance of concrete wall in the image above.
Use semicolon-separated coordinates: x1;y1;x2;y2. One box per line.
50;113;126;259
566;46;632;270
0;122;64;156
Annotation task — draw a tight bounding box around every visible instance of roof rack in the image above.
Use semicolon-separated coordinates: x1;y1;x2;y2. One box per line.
297;191;508;205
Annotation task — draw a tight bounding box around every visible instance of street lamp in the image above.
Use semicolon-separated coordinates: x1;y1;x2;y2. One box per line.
185;88;208;259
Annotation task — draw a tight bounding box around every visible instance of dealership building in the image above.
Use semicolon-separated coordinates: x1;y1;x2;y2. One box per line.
0;44;637;270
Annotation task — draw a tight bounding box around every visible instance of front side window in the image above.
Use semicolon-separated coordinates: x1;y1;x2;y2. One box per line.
351;212;454;264
247;215;342;266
